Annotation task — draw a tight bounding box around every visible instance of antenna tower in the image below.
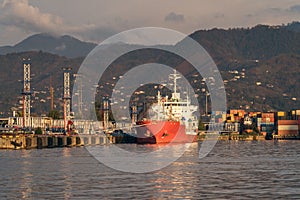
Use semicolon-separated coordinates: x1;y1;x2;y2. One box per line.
63;67;72;132
22;58;31;128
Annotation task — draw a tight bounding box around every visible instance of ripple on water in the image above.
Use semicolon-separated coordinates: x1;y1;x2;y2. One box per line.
0;141;299;199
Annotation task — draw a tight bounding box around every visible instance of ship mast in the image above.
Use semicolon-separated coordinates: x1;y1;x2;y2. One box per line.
169;69;181;100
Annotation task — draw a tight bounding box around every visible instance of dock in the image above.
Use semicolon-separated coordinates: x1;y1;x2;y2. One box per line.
198;132;266;141
0;134;116;150
273;135;300;140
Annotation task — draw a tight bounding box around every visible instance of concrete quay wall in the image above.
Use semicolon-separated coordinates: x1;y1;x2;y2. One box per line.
0;134;115;150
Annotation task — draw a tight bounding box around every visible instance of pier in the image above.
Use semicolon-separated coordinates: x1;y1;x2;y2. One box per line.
273;135;300;140
1;132;269;150
0;134;116;150
198;131;265;141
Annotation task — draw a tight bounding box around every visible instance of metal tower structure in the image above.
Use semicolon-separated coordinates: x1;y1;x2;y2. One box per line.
73;74;83;118
103;96;109;131
22;58;31;128
63;67;72;132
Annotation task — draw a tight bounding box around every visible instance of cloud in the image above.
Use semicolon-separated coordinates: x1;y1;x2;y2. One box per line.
0;0;64;34
214;13;225;19
0;0;118;43
164;12;185;23
289;5;300;13
1;0;299;46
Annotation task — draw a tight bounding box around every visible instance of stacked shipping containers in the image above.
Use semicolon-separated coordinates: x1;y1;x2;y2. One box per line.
260;112;275;135
211;111;225;123
220;110;300;137
290;110;300;120
274;111;299;137
224;110;246;133
277;120;299;137
228;110;245;122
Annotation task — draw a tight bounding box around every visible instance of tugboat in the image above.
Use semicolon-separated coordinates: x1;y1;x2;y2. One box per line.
136;70;198;144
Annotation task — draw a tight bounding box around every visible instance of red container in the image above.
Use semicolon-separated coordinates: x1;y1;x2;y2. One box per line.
278;130;298;136
230;110;238;115
262;113;275;118
278;120;298;125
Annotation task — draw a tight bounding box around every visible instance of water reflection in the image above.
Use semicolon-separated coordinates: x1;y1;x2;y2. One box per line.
20;150;33;199
0;141;299;199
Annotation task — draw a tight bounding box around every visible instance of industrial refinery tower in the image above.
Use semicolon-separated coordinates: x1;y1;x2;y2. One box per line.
22;59;31;128
63;67;72;132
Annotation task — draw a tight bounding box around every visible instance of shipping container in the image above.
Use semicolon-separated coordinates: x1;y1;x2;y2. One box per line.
277;120;299;136
261;124;274;133
278;125;298;131
257;118;261;127
230;110;238;115
277;120;298;125
222;114;227;122
262;113;275;118
277;130;298;136
277;111;285;117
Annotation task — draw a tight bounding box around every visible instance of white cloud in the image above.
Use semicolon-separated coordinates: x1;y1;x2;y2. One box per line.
0;0;119;43
1;0;64;34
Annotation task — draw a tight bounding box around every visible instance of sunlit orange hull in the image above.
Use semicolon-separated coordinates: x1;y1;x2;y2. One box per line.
136;120;197;144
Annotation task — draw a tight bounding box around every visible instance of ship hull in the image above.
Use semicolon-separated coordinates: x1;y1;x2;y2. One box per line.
136;120;197;144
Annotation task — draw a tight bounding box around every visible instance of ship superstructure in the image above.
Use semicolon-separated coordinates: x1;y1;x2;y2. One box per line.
136;70;198;144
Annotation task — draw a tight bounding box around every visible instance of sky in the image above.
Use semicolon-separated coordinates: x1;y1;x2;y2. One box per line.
0;0;300;46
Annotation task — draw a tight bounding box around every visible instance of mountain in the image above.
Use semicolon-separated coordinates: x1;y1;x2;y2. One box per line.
1;23;299;60
285;21;300;33
188;24;300;62
0;23;300;117
187;24;300;111
0;33;97;58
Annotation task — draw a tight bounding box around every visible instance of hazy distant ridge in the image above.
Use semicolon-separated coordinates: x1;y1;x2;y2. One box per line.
0;33;97;58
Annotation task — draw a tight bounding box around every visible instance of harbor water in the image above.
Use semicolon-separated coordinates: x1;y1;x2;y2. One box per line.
0;140;299;199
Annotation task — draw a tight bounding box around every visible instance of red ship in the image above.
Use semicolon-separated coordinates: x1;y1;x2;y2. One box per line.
136;120;197;144
136;70;198;144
